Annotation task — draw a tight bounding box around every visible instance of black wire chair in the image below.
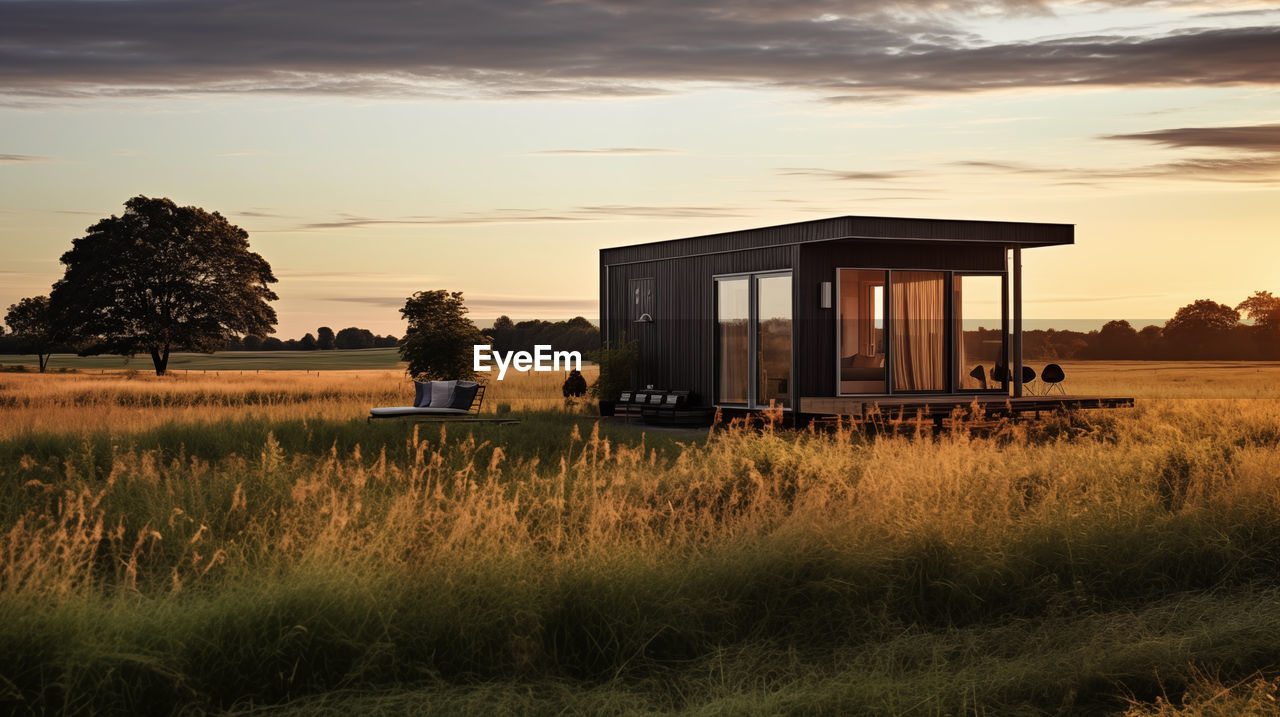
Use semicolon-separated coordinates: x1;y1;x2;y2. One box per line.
1040;363;1066;394
1021;365;1038;395
968;364;988;389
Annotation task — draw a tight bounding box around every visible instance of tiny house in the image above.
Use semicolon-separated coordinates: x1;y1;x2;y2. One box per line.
599;216;1130;418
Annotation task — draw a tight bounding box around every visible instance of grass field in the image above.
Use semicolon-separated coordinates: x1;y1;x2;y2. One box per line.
0;347;403;371
2;363;1280;715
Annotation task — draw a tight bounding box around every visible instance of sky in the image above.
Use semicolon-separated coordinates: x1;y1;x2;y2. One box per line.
1;0;1278;338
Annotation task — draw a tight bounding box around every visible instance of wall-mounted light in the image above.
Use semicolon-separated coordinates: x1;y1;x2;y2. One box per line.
819;281;832;309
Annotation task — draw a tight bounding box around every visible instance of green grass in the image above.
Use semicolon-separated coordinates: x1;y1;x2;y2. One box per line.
0;348;403;371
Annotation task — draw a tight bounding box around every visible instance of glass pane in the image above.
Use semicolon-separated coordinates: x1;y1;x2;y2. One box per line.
716;278;749;404
756;274;792;408
954;275;1005;390
890;271;946;392
838;269;887;393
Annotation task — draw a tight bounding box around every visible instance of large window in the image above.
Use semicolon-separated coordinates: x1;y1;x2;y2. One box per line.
837;269;1008;395
756;274;792;407
716;278;750;404
838;269;886;393
715;272;792;408
954;274;1006;391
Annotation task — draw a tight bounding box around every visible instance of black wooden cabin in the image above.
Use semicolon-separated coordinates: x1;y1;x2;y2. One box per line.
599;216;1131;418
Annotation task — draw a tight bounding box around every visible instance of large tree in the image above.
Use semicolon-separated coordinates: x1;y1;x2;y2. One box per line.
4;296;58;372
1237;290;1280;357
316;326;335;350
50;196;278;375
399;290;485;380
1163;299;1240;359
335;326;376;349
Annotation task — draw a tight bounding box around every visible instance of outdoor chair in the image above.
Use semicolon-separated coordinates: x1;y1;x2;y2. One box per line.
368;380;514;423
968;364;988;390
1021;365;1038;394
1040;363;1066;394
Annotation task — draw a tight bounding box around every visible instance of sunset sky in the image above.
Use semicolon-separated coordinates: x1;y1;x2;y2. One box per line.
2;0;1278;338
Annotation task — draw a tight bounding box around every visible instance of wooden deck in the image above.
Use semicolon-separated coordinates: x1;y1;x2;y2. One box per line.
799;394;1134;419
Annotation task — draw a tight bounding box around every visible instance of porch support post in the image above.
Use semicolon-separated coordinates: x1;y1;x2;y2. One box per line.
1012;245;1023;398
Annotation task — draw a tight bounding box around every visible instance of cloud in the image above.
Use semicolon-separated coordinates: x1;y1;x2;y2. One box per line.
0;1;1277;101
525;147;680;155
779;167;915;181
269;204;754;232
1103;123;1280;152
950;160;1058;174
0;154;53;163
949;124;1280;183
572;205;746;218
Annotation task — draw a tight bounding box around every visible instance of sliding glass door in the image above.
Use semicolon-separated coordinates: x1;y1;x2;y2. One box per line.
837;269;1007;395
716;272;792;408
953;274;1007;392
716;278;750;404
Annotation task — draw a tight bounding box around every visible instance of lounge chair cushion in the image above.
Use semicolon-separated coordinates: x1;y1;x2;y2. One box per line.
369;406;471;417
414;381;434;408
430;380;457;408
451;381;480;410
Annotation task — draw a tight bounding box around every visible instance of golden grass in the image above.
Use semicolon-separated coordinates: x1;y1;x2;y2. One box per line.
3;361;1280;714
0;366;599;439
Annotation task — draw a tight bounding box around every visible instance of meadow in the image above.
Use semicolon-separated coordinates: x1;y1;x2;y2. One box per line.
2;361;1280;715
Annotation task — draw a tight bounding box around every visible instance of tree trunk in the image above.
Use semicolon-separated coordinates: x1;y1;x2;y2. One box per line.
149;346;171;375
38;353;50;372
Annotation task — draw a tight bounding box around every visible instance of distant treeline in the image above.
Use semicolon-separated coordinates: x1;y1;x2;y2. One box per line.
223;326;399;351
482;316;600;356
980;293;1280;361
4;297;1276;360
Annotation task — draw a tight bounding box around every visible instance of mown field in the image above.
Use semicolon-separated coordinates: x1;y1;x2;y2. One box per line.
2;363;1280;715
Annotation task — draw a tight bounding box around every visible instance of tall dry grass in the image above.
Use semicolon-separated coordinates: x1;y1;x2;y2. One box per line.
0;366;598;438
2;362;1280;714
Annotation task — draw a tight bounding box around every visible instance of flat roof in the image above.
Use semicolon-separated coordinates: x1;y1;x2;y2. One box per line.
600;215;1072;265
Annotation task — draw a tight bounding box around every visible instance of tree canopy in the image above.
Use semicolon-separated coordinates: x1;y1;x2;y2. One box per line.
399;290;485;380
335;327;376;349
4;295;58;372
50;196;278;375
1237;291;1280;330
316;326;336;350
1163;299;1240;359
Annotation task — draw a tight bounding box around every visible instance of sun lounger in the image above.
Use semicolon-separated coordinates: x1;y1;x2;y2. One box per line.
369;380;515;423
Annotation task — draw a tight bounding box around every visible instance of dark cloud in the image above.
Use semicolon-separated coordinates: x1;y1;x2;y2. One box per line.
779;167;916;180
0;154;53;163
953;155;1280;183
809;122;1280;185
0;1;1276;101
1103;123;1280;152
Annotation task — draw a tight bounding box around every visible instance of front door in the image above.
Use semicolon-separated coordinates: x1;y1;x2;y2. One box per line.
715;271;792;408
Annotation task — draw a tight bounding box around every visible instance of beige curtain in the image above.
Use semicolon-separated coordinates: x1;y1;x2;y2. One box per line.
719;318;749;402
891;272;945;391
